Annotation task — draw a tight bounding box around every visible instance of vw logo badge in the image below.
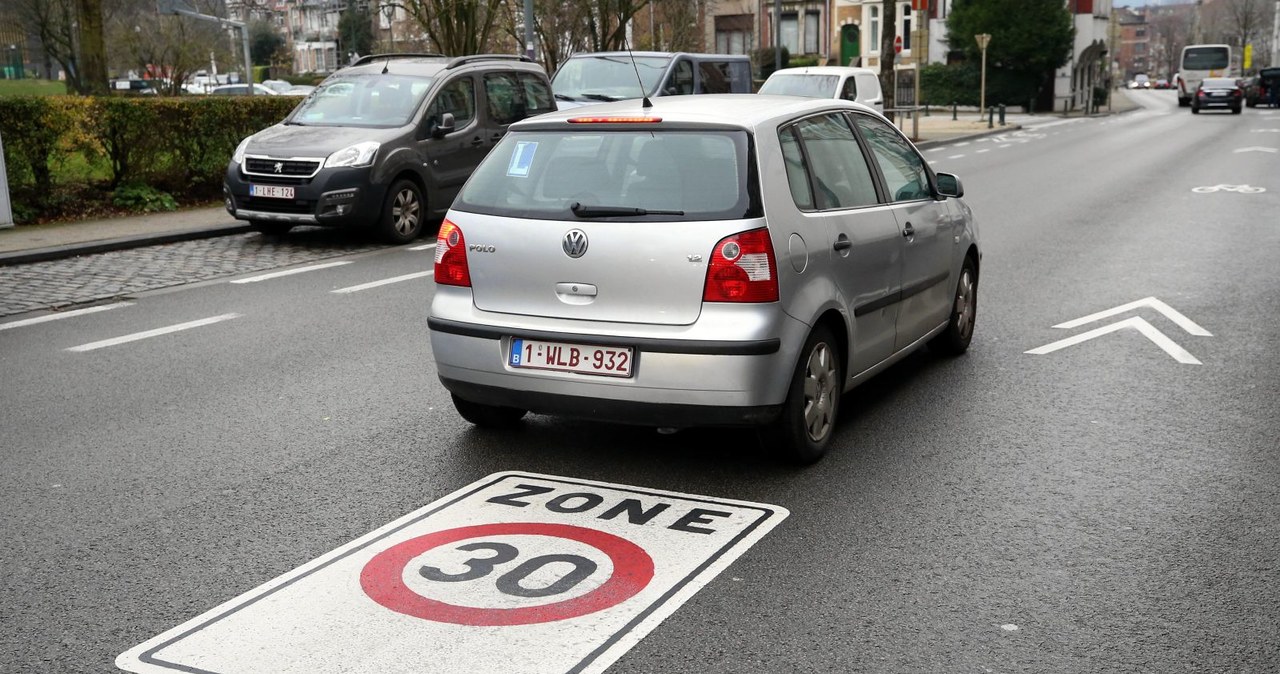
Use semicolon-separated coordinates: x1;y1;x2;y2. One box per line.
563;229;588;258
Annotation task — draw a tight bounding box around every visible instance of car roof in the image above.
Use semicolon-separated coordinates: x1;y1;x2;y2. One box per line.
332;54;544;79
513;94;878;132
768;66;878;77
565;51;747;60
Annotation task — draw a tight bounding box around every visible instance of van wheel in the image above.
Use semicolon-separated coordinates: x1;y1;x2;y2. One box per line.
929;257;978;356
451;394;526;429
252;221;292;236
380;179;424;244
764;325;842;465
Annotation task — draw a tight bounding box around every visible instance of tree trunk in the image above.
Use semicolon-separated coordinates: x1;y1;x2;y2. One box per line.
76;0;108;95
879;0;897;117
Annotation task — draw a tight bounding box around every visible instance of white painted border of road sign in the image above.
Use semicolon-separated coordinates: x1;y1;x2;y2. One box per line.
116;472;789;674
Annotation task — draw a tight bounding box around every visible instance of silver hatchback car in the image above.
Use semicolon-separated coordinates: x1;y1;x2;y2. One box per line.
428;95;980;463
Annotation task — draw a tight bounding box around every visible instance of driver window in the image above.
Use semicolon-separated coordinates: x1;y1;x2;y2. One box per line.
664;60;695;95
840;77;858;101
852;114;930;202
426;77;476;131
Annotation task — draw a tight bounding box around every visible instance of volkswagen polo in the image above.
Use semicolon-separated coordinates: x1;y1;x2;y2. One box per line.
427;95;980;463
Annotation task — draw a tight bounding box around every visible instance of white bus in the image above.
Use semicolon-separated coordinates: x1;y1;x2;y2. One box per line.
1176;44;1232;107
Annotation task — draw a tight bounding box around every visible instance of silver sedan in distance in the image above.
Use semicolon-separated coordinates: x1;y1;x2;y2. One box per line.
428;95;981;463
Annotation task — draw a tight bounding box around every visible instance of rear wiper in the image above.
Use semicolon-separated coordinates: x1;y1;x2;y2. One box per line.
580;93;623;102
554;93;579;101
570;202;684;218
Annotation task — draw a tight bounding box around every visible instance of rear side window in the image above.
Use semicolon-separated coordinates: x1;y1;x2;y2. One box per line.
456;129;756;221
779;129;813;209
699;61;734;93
785;114;879;210
484;73;522;125
852;114;930;202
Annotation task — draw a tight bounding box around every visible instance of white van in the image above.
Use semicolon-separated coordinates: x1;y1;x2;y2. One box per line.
758;66;884;114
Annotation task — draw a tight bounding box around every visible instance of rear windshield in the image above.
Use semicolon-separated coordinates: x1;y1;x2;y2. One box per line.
1183;47;1229;70
1201;78;1236;88
289;73;433;127
455;129;758;221
759;74;839;98
552;56;672;102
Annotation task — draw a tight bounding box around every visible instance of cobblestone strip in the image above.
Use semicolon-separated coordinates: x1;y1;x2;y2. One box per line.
0;230;389;318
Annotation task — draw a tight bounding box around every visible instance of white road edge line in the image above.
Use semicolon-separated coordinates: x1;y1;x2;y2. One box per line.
407;243;437;251
0;302;132;331
230;261;352;284
67;313;241;352
331;271;434;294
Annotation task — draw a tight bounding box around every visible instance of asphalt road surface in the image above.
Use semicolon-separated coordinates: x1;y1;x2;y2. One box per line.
1;90;1277;673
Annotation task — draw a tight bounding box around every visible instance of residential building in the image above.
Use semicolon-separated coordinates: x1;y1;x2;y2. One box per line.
1055;0;1112;112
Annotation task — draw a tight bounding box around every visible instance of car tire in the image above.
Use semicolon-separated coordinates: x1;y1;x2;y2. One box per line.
929;256;978;356
451;394;527;429
1178;98;1190;108
764;325;842;465
251;221;293;236
1231;105;1242;114
1191;105;1200;114
379;179;425;244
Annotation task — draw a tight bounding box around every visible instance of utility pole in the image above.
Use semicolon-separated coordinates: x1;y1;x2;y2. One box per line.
158;0;254;95
976;33;991;119
1272;0;1279;67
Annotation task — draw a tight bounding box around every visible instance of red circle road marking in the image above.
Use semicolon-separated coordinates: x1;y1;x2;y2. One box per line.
360;523;655;626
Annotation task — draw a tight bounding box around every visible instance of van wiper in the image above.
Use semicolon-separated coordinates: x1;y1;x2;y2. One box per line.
570;202;685;217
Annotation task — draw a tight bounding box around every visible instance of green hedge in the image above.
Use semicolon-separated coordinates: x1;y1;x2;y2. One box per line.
920;62;1043;110
0;95;299;221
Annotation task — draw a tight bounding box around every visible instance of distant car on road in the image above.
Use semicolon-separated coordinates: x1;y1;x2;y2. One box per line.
1192;77;1243;114
1154;78;1170;89
1129;74;1151;89
1244;68;1280;108
210;84;279;96
427;95;981;463
757;66;885;114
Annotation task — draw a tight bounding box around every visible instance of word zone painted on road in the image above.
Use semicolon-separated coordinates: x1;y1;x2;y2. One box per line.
117;472;788;674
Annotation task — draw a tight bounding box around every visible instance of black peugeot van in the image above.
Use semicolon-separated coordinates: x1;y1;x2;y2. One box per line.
224;54;555;243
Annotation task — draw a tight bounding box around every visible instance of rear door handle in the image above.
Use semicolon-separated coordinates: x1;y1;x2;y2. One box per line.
902;223;915;238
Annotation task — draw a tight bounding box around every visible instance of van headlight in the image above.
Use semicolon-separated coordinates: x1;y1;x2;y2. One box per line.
324;141;380;168
231;137;251;164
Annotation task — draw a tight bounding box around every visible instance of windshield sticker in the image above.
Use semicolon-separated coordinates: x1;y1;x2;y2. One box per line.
507;141;538;177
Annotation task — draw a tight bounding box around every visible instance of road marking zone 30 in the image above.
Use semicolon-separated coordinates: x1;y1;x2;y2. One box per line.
116;472;788;673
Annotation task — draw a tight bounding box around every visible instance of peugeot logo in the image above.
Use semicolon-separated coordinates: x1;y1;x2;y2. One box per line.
563;229;588;258
273;162;284;174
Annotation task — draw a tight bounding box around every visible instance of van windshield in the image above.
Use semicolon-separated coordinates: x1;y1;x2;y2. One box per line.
759;74;839;98
552;56;672;102
455;129;758;222
290;74;434;127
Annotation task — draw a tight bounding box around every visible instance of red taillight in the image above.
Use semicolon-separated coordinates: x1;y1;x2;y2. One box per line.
434;219;471;287
1233;90;1242;97
1198;90;1206;97
702;228;778;303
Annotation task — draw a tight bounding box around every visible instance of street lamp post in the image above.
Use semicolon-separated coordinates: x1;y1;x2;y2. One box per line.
975;33;991;119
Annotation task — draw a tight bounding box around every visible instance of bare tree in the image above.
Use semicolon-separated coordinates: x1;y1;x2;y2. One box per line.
398;0;507;55
14;0;81;92
879;0;896;113
1203;0;1269;52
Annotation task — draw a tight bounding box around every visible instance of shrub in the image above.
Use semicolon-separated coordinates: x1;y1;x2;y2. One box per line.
788;56;820;68
112;183;178;212
754;46;790;80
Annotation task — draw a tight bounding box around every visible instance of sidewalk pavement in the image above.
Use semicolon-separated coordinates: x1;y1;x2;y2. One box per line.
0;90;1139;267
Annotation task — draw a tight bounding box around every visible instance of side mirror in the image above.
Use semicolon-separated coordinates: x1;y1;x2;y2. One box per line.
431;112;456;139
935;172;964;198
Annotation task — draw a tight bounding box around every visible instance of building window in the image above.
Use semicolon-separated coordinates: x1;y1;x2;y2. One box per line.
781;12;799;55
715;14;753;55
869;5;880;53
804;11;820;54
903;15;911;50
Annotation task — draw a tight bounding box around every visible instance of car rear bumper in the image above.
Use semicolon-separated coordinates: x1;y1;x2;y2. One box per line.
427;287;810;427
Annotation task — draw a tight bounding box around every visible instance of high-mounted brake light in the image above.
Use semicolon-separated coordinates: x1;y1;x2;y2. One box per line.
434;219;471;287
702;228;778;303
567;117;662;124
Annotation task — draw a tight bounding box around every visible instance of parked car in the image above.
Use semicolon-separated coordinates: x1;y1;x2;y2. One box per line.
1191;77;1243;114
223;54;556;243
550;51;753;109
1244;67;1280;107
283;85;317;96
427;95;981;463
262;79;294;94
757;66;884;114
210;83;279;96
111;79;157;95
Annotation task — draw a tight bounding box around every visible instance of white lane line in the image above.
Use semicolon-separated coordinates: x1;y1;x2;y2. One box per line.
407;243;437;251
230;261;352;284
948;154;966;159
0;302;131;331
66;313;241;352
996;144;1010;149
331;271;434;294
926;147;945;153
975;148;991;154
954;142;971;147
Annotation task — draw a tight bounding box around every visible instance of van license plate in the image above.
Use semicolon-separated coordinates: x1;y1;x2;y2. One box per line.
510;338;633;377
250;184;295;199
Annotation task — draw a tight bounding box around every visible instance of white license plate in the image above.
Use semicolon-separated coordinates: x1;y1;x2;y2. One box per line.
249;184;295;199
509;338;633;377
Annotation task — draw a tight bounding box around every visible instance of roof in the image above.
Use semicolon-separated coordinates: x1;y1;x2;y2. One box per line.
514;94;878;132
564;51;748;60
767;66;878;77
